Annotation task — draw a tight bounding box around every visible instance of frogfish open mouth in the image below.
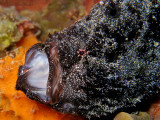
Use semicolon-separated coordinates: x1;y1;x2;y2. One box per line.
16;43;63;105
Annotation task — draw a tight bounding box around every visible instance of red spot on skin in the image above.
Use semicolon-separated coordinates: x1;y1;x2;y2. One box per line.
77;49;88;57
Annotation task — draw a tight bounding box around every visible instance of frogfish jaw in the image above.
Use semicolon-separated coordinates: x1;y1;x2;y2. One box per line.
16;43;63;105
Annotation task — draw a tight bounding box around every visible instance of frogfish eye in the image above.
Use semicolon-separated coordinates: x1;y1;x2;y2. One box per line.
16;43;62;105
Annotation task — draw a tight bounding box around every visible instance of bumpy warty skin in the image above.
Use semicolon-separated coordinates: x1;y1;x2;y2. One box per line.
17;0;160;119
45;0;160;118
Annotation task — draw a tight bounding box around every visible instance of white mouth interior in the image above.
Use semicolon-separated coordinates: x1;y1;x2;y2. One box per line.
24;49;49;102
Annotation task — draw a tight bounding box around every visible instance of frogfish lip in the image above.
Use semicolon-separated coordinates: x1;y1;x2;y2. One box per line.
16;43;63;105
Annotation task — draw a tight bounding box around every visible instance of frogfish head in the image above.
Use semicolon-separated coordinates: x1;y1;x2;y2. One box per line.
16;43;63;105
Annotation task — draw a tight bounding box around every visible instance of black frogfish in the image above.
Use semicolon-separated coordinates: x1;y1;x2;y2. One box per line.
16;0;160;119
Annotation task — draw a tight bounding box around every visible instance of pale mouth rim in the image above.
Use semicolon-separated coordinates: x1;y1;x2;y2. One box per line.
16;43;51;103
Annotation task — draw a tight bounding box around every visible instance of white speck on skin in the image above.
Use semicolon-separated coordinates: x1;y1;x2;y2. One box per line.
99;1;104;5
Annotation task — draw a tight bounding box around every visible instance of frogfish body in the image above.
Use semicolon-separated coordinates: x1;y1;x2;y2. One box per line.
16;0;160;119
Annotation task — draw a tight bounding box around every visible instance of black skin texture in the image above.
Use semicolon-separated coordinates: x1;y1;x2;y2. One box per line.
17;0;160;119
